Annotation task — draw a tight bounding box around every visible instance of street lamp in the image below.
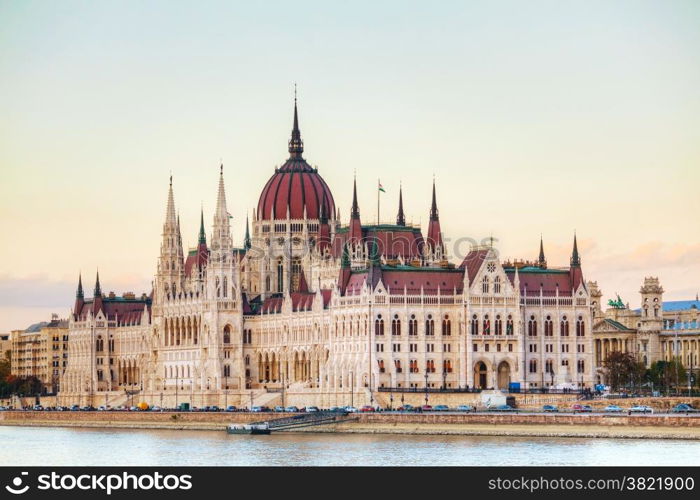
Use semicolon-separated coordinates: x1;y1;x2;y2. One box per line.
424;372;429;406
350;371;354;408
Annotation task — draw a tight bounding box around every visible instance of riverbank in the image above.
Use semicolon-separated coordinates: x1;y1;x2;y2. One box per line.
2;410;700;440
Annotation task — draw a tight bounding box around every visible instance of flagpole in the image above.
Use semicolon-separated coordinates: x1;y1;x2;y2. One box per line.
377;178;380;225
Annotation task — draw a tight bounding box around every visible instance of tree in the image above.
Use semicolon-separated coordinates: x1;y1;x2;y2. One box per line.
647;360;687;393
598;351;645;392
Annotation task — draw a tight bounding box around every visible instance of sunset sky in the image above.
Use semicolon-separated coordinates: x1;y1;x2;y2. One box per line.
1;0;699;331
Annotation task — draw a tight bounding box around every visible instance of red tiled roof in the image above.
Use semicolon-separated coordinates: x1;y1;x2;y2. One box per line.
257;160;335;221
459;249;489;283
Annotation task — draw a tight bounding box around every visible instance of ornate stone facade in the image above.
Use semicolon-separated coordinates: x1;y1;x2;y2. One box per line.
60;100;598;408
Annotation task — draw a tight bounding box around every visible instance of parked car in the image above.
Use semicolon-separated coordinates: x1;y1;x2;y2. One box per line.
542;405;559;413
604;405;623;413
32;405;44;411
571;404;592;413
344;406;358;413
226;405;237;412
329;406;344;412
629;405;653;414
150;406;162;412
456;404;475;412
251;406;263;412
488;404;517;412
97;405;107;411
284;406;299;413
671;404;698;413
420;405;433;412
359;405;375;412
433;405;449;412
397;404;415;412
305;406;320;413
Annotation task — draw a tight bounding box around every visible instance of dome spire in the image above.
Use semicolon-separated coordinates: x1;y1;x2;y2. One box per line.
571;232;581;267
198;206;206;245
288;84;304;158
351;174;360;220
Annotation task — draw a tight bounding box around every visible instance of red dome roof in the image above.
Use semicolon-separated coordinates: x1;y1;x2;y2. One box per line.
257;160;335;221
257;99;335;221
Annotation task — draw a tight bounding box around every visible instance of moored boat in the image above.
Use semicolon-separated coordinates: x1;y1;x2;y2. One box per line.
226;423;271;435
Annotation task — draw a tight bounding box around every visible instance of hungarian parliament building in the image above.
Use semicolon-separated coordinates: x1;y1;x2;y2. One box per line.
59;99;696;408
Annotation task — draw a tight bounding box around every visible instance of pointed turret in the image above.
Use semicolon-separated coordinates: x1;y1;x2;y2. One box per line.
211;164;233;264
73;273;84;317
339;243;352;294
92;270;103;314
76;273;84;299
94;270;102;297
569;233;584;291
348;175;363;243
158;176;184;295
396;184;406;226
288;89;304;159
244;214;251;250
198;207;206;245
426;179;443;255
538;235;547;268
571;233;581;267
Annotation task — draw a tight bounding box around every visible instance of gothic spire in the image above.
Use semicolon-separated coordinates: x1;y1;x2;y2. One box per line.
165;174;177;228
198;207;206;245
571;233;581;267
94;270;102;297
288;86;304;158
244;214;251;250
396;183;406;226
430;178;439;221
351;175;360;219
76;273;84;299
538;235;546;268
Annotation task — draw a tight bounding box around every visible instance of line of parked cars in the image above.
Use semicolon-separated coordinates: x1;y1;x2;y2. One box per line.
540;403;698;414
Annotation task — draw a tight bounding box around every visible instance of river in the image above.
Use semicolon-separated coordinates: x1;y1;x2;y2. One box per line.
1;426;699;466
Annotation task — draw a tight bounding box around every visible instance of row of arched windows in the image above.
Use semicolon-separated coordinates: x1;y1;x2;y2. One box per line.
376;314;451;336
471;314;514;336
528;315;585;337
481;276;502;294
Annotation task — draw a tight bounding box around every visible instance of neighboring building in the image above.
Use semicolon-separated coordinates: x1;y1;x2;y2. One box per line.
60;98;597;408
10;314;69;393
0;333;10;359
593;278;700;382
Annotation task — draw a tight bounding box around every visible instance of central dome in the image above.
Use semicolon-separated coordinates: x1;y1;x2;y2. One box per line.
257;100;335;221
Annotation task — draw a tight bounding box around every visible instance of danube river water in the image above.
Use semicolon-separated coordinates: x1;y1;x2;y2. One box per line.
1;426;699;466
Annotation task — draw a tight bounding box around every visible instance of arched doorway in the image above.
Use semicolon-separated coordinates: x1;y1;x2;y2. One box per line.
497;361;511;390
474;362;488;389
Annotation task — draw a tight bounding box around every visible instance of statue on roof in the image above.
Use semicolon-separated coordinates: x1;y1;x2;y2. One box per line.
607;294;625;309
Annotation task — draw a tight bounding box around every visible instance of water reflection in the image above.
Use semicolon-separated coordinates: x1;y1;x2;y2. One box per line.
0;426;698;466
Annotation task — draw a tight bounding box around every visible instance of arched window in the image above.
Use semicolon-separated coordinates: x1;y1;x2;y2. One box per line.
560;316;569;336
528;316;537;336
392;315;401;336
506;315;513;335
409;315;418;336
495;315;502;335
545;359;553;374
276;258;284;293
223;276;228;298
577;359;585;373
494;276;501;294
482;276;489;293
223;325;231;344
442;315;451;336
223;365;231;377
375;315;385;336
576;316;585;337
483;314;491;335
471;314;479;335
529;359;537;373
545;316;553;336
425;315;435;336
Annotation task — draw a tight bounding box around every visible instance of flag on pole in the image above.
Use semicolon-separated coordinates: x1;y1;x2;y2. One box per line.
378;181;386;193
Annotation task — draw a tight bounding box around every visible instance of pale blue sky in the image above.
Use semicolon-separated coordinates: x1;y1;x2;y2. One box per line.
1;1;699;330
